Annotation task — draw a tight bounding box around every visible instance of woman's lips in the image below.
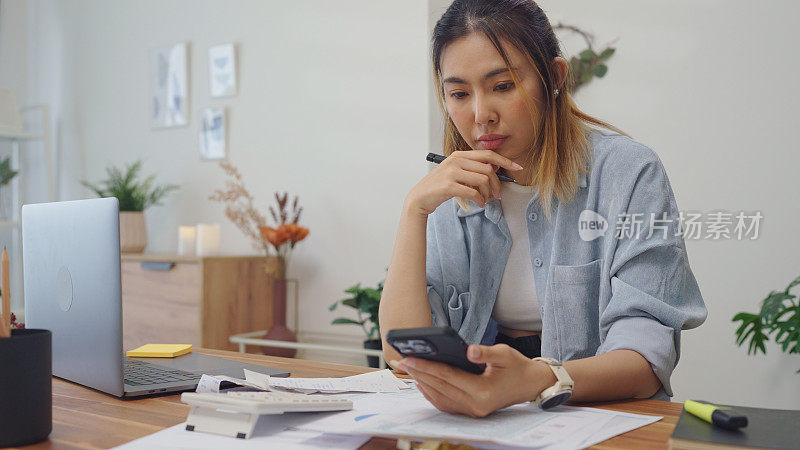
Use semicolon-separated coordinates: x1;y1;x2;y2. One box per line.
478;137;507;150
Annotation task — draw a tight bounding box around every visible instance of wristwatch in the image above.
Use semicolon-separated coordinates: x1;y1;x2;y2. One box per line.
532;357;574;410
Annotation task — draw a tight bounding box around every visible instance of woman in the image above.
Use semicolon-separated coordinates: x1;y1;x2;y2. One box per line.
378;0;708;418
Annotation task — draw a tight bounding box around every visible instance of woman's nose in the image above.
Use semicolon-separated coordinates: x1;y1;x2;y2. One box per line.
474;94;498;125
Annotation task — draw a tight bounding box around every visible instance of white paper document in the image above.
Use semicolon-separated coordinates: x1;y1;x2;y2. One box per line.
113;418;370;450
297;389;661;449
567;408;664;449
195;374;222;393
244;368;411;394
196;374;265;393
116;372;660;450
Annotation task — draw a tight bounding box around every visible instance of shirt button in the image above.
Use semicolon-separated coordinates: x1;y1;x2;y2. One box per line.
528;212;538;221
534;258;542;267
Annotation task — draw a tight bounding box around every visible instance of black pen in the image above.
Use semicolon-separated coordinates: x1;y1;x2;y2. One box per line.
426;153;517;183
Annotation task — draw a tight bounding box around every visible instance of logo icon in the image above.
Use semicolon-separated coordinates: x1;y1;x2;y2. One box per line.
578;210;608;241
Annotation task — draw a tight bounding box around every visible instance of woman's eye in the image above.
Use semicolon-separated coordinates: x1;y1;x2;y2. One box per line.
495;82;514;91
449;84;512;100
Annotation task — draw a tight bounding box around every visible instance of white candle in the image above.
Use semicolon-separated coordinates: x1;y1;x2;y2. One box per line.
177;226;196;256
196;223;221;256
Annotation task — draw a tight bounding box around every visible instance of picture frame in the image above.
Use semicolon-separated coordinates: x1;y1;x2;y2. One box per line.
208;43;237;98
150;42;189;128
199;106;226;160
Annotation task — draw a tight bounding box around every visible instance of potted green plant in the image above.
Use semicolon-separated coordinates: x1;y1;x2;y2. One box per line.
733;274;800;373
330;271;385;368
82;160;178;253
0;156;18;220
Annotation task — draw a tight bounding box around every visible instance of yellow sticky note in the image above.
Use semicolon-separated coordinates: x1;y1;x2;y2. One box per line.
126;344;193;358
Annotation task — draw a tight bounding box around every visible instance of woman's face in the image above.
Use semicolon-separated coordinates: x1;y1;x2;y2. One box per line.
440;32;545;167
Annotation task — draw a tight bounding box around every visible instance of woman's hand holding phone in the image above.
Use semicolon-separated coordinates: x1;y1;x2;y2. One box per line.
405;150;523;217
391;343;556;418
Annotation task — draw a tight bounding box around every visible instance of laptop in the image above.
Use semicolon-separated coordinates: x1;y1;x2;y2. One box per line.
22;197;289;398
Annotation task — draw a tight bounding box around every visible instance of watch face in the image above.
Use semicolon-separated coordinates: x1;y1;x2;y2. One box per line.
540;391;572;410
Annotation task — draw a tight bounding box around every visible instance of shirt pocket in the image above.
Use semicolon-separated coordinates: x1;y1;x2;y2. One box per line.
549;258;603;360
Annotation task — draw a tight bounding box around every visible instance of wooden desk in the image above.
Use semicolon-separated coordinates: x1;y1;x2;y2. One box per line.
24;348;682;449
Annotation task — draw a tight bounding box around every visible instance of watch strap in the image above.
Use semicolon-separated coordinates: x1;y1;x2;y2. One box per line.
532;357;574;409
534;357;574;387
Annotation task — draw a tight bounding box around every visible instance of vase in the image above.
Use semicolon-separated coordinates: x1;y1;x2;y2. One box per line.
119;211;147;253
261;257;297;357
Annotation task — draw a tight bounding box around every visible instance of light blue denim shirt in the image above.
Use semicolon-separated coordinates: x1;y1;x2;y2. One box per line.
425;130;708;401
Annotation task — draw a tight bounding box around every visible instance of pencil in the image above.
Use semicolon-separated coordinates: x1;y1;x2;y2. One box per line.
1;247;9;337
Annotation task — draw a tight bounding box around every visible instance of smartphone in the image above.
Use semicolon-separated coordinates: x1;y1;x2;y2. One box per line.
386;326;485;374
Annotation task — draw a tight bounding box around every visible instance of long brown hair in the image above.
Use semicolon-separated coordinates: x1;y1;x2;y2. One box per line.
432;0;624;221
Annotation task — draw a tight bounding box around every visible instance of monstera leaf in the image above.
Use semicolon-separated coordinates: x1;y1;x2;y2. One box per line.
734;275;800;373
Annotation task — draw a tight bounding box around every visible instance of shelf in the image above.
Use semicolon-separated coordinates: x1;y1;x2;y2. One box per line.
229;330;387;368
0;131;44;140
120;253;280;263
0;221;20;227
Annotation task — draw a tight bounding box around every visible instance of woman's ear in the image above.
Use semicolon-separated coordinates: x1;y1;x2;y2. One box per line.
552;56;569;90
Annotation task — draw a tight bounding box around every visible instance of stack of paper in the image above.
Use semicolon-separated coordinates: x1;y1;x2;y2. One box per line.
116;368;662;449
126;344;193;358
296;389;661;449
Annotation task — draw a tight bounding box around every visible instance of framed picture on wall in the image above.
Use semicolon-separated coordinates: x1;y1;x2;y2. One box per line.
199;107;226;160
209;43;237;98
150;42;189;128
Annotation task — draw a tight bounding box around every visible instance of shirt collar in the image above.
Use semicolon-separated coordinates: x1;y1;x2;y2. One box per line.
455;172;587;220
454;196;507;223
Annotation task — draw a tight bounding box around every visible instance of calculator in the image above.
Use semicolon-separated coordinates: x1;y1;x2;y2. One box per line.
181;391;353;439
181;391;353;415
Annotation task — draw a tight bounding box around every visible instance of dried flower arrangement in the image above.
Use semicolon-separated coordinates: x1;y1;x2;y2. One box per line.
209;160;309;274
259;193;309;264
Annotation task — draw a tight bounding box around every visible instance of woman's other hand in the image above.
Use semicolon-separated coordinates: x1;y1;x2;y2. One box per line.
390;344;556;418
405;150;523;217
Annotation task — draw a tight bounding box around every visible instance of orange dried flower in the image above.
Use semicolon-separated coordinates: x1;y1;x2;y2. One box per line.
212;163;308;274
259;223;310;251
259;226;290;250
284;223;310;244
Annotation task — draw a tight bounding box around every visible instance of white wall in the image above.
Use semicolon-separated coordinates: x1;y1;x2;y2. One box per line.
6;0;800;409
539;0;800;411
7;0;431;363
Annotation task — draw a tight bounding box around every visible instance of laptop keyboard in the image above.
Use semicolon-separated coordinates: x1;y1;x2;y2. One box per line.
124;359;201;386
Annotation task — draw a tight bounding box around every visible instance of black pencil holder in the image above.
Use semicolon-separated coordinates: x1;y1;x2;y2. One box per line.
0;328;52;447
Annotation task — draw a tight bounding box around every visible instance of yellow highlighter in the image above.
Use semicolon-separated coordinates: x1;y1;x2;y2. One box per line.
684;400;748;430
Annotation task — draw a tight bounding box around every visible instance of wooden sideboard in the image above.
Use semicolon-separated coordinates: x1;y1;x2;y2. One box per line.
120;253;281;352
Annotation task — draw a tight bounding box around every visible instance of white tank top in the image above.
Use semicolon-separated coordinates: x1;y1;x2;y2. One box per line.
491;182;542;331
